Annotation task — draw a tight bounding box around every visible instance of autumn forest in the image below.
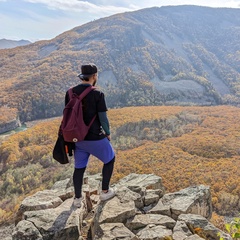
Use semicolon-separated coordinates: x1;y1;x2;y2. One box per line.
0;105;239;226
0;6;240;234
0;6;240;123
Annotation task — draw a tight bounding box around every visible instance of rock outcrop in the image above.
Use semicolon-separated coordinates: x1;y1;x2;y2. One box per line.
13;173;232;240
0;117;21;134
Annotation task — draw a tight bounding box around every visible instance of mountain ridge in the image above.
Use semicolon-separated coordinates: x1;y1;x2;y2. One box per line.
0;5;239;122
0;38;31;49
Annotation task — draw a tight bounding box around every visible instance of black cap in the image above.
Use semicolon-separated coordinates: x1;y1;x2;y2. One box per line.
78;64;97;80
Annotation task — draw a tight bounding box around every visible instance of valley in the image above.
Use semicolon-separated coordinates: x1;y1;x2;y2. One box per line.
0;5;239;235
0;105;239;226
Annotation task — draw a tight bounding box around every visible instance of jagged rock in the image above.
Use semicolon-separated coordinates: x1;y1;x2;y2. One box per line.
179;213;233;240
116;186;144;208
15;190;63;224
52;187;74;202
144;189;162;206
91;196;136;239
12;220;43;240
92;173;166;238
0;224;14;240
148;199;171;216
115;173;165;192
90;194;100;204
0;117;21;134
23;198;86;240
96;223;138;240
13;175;103;239
20;190;63;211
126;214;176;233
172;220;192;240
13;173;230;240
83;173;102;194
136;225;172;240
152;185;212;220
51;178;72;190
98;197;136;224
51;178;74;201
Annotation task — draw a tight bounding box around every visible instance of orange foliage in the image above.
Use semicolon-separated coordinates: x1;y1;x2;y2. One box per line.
0;106;18;123
0;105;240;224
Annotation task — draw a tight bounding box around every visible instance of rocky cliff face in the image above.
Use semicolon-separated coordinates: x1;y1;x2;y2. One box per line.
0;117;21;134
13;173;232;240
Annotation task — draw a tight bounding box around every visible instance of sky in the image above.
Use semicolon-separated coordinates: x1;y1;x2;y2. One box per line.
0;0;240;42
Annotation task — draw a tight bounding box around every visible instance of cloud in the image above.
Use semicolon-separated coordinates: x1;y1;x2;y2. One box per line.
123;0;240;8
24;0;137;15
23;0;240;17
1;0;239;41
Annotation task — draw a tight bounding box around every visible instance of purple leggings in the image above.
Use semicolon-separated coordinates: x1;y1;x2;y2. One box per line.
74;138;115;168
73;138;115;198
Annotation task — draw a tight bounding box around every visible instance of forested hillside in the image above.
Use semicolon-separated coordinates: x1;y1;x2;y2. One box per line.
0;6;240;123
0;106;239;225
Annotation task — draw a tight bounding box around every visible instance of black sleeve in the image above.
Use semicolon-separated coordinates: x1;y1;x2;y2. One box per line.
96;92;108;112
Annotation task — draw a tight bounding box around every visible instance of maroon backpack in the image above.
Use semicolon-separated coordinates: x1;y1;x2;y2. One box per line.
61;86;96;142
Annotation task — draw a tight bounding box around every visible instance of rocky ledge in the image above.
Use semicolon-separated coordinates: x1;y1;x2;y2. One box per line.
0;118;21;134
13;173;232;240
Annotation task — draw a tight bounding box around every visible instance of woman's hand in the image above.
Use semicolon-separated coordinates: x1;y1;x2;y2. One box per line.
106;135;111;141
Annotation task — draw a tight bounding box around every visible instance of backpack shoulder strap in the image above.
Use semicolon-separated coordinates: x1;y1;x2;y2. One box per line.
79;86;96;100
